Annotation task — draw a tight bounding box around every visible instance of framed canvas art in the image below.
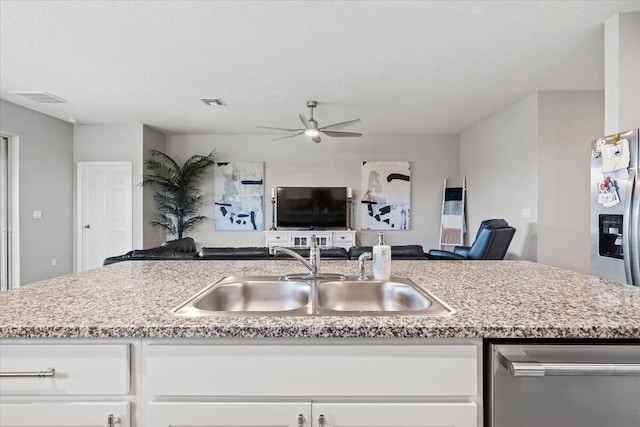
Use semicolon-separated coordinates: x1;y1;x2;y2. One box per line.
361;161;410;230
213;162;264;231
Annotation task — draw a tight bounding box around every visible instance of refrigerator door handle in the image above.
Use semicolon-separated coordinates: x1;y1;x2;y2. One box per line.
623;169;635;285
632;169;640;286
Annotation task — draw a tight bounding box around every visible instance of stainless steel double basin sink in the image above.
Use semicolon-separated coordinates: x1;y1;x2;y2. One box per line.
173;275;456;317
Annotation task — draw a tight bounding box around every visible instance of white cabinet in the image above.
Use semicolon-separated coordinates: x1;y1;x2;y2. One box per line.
0;341;133;427
265;231;356;250
147;402;476;427
0;343;130;395
142;340;481;427
0;402;130;426
0;339;481;427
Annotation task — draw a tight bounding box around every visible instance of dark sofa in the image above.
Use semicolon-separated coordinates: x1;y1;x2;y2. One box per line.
103;238;429;265
348;245;428;260
103;237;199;265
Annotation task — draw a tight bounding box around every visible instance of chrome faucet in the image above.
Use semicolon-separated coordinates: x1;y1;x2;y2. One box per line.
357;251;372;280
270;235;321;278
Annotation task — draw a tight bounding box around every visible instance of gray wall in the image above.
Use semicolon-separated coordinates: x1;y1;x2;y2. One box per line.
460;91;603;271
537;91;603;274
73;124;144;265
142;125;167;248
460;94;539;260
0;99;73;285
166;134;460;249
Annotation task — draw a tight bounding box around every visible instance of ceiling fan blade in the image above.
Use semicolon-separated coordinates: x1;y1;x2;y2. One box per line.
299;114;311;128
311;135;322;143
321;130;363;138
272;131;305;141
319;119;361;131
257;125;304;132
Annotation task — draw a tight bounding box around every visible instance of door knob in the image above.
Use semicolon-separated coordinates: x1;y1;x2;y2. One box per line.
84;225;91;229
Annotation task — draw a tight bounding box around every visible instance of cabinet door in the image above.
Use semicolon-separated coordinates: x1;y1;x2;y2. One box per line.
0;401;130;426
147;402;310;427
312;403;477;427
332;232;355;249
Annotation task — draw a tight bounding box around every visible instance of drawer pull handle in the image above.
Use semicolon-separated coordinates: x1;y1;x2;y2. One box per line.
318;414;326;427
297;413;305;427
107;414;121;427
0;367;55;378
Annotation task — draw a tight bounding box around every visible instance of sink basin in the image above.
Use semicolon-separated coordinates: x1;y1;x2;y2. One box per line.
316;279;430;312
316;277;455;316
173;276;455;317
173;276;311;316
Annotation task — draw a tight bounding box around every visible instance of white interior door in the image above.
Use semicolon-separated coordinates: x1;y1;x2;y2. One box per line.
78;162;132;271
1;136;9;291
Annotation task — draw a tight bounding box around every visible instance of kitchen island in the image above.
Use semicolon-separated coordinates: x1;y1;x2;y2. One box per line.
1;260;639;427
1;260;639;339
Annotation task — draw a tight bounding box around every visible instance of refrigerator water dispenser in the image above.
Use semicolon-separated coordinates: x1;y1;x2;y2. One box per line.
599;214;623;259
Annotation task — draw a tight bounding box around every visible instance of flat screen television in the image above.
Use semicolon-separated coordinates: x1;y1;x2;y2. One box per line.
277;187;347;229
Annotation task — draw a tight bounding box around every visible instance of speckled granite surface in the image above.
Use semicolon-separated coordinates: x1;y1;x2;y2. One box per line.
0;260;639;339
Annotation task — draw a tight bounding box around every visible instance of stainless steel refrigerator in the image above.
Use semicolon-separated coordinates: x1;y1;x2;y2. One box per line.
590;128;639;286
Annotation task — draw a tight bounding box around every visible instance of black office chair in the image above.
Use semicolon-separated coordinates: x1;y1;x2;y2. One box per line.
428;219;516;260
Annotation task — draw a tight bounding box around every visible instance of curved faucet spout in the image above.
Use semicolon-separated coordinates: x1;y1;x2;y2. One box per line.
270;246;315;273
270;235;321;278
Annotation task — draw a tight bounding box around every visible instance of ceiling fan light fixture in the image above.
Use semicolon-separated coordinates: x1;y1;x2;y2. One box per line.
257;101;361;143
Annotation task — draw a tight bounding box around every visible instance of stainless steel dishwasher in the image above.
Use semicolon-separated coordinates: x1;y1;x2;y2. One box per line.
487;342;640;427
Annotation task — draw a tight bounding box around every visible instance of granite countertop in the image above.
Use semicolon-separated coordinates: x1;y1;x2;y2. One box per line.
0;260;639;339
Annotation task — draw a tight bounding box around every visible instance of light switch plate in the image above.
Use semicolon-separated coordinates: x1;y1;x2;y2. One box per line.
522;208;531;218
33;210;42;219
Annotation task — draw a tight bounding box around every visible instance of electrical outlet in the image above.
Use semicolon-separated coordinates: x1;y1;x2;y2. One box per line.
51;258;57;266
522;208;531;218
33;210;42;219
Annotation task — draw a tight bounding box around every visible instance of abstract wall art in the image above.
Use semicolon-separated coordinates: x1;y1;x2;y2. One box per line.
361;161;411;230
213;162;264;231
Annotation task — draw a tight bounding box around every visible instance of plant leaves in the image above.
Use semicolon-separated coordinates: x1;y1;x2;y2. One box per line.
142;149;215;238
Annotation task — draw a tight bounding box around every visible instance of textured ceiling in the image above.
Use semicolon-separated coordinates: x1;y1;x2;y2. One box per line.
1;1;639;135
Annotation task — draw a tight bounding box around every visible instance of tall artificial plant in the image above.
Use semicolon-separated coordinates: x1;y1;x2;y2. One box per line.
141;149;216;239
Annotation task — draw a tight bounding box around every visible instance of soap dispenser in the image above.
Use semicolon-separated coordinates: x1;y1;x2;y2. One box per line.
373;232;391;280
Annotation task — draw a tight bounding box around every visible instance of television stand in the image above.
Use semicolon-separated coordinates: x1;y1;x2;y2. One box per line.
265;230;356;250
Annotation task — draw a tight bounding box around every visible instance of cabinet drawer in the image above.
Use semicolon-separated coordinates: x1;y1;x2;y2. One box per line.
333;232;355;243
0;401;130;426
0;344;130;395
266;233;289;244
144;343;477;397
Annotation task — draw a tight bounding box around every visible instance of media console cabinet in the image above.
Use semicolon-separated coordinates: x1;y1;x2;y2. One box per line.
265;230;356;250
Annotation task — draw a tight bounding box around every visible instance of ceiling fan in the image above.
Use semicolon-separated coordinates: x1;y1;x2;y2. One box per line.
257;100;362;143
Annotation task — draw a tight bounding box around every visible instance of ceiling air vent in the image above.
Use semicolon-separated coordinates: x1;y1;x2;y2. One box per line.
10;91;70;104
201;98;226;106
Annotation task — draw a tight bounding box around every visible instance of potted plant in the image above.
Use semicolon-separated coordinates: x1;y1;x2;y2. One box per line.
141;149;216;239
